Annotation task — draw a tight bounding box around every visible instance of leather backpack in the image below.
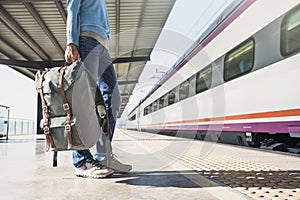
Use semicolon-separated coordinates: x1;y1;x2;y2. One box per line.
35;61;110;151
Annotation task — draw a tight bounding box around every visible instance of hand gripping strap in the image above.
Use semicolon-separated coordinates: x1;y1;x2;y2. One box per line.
58;66;74;149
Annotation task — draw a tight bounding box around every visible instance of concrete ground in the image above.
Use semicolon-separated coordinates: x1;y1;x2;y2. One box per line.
0;129;299;200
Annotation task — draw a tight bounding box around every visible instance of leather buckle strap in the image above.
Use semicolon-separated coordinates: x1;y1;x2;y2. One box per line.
58;66;74;149
38;69;55;151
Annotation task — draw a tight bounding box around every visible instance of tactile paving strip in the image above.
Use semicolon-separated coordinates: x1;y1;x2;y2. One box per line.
163;145;300;200
202;170;300;200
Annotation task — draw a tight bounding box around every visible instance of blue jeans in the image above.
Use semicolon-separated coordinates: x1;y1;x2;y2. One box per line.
72;36;121;167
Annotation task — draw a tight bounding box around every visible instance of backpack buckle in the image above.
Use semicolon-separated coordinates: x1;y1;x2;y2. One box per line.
65;124;71;131
63;103;70;111
43;126;50;134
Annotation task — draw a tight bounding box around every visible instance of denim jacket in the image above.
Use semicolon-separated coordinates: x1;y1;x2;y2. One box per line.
66;0;111;46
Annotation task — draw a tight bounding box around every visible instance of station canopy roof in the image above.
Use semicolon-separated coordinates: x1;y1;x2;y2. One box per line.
0;0;176;118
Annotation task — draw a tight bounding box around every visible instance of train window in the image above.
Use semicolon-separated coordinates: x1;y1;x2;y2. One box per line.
153;101;158;112
281;5;300;56
129;114;136;121
179;80;189;100
150;103;154;113
148;105;151;114
159;96;164;109
168;89;176;106
144;106;149;116
157;99;161;109
156;99;160;111
196;65;212;94
224;39;254;81
149;103;153;113
163;94;168;106
189;75;196;96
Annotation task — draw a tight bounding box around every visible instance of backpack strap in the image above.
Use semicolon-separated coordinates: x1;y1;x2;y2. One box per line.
57;66;74;149
37;69;55;151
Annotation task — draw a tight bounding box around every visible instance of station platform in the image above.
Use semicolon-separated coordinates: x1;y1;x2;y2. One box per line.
0;129;300;200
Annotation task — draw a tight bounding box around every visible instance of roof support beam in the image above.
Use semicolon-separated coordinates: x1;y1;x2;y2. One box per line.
54;0;66;24
121;93;132;96
118;80;138;85
0;0;55;3
0;34;31;60
8;66;35;79
0;5;50;60
0;49;12;59
0;59;65;69
0;56;150;69
113;56;150;64
24;2;65;56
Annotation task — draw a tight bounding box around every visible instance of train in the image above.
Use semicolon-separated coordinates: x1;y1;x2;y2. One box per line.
126;0;300;152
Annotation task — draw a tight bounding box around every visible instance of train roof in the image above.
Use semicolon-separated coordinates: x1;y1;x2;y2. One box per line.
128;0;252;116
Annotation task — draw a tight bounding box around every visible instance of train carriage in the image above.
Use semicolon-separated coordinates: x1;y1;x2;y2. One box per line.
127;0;300;150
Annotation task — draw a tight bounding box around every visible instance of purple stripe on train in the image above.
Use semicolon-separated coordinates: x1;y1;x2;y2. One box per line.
145;121;300;134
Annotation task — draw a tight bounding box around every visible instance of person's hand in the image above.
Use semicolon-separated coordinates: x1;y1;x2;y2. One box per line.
65;43;80;63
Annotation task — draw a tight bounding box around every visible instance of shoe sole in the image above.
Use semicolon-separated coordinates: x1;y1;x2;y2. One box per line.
75;171;114;179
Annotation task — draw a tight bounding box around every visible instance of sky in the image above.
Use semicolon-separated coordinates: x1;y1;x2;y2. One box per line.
0;0;234;121
0;64;37;120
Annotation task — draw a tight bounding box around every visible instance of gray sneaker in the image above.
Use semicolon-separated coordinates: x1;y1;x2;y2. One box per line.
75;159;114;179
99;154;132;173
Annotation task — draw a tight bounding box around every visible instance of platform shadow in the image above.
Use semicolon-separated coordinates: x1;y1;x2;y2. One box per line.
114;170;219;188
113;169;300;191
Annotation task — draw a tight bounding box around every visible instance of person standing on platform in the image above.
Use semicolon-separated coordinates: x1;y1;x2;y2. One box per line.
65;0;132;179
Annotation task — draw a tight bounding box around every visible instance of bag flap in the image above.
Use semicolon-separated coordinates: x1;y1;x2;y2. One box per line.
35;61;84;93
40;116;77;128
